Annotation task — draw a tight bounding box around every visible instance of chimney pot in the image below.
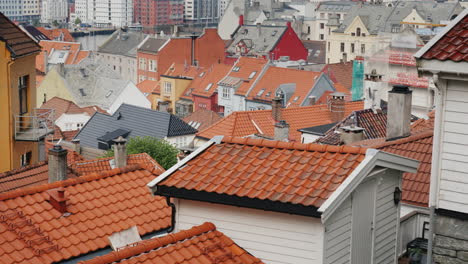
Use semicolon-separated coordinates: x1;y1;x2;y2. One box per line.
386;85;412;140
329;92;345;122
47;187;68;214
48;145;68;183
71;138;81;154
239;15;244;26
113;136;127;168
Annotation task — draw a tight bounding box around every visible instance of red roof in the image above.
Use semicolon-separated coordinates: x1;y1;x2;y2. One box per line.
183;109;222;132
36;41;90;72
322;62;353;90
222;57;269;96
158;136;367;209
197;101;364;141
0;12;41;58
40;97;107;120
246;67;324;107
0;165;171;264
187;63;232;99
388;73;429;89
79;222;264;264
420;13;468;62
136;80;158;94
37;27;75;42
163;63;202;79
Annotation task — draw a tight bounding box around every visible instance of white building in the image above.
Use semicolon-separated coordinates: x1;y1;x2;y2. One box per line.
416;9;468;263
0;0;40;22
75;0;133;27
41;0;68;23
148;135;419;264
185;0;219;22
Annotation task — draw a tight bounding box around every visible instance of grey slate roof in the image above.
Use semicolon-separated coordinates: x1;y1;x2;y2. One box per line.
98;29;146;57
61;61;129;110
298;122;338;136
74;104;198;149
226;25;287;55
138;36;169;54
20;25;50;42
302;40;326;64
335;5;393;34
316;1;356;13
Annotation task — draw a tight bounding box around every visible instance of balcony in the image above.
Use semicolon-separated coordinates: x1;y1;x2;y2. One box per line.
15;109;55;141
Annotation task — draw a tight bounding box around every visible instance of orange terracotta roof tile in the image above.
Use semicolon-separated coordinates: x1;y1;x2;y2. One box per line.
0;13;41;58
37;27;75;42
136;80;158;94
71;153;165;176
223;57;269;96
322;62;353;90
0;164;171;264
157;136;367;210
197;101;364;141
163;63;202;79
188;63;232;98
36;40;90;72
183;109;222;131
40;97;107;121
411;110;435;132
79;222;264;264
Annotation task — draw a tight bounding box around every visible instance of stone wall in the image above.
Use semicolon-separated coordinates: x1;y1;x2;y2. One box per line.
433;214;468;264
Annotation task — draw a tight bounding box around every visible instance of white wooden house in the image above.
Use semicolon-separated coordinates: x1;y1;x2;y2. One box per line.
415;9;468;263
148;136;418;264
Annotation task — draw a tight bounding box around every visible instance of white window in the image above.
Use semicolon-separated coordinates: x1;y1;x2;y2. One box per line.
222;87;230;99
139;58;146;70
149;60;156;72
232;66;240;72
205;83;213;91
248;71;257;79
164;82;172;94
77;123;85;129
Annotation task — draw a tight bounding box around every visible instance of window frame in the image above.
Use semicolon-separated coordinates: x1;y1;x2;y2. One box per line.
19;75;28;115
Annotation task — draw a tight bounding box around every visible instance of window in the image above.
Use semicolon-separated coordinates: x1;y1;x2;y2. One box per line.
139;58;146;70
307;26;311;34
222;87;230;99
328;42;330;52
361;44;365;54
20;152;32;167
232;66;240;72
18;75;28;115
248;71;257;79
77;123;84;129
164;82;172;94
340;43;345;52
320;34;324;40
351;43;355;53
320;23;325;29
257;88;265;97
205;83;213;91
356;27;361;37
320;13;325;19
148;59;156;72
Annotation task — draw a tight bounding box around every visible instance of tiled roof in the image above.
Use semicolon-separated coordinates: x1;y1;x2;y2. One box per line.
420;12;468;62
411;111;435;132
365;130;433;207
36;27;75;42
183;109;222;132
226;25;287;55
36;41;90;72
40;96;107;121
388;73;429;89
71;153;165;176
246;67;323;107
221;57;269;96
136;80;158;94
302;40;326;64
197;101;364;141
157;136;367;210
79;222;264;264
163;63;202;79
188;63;232;98
0;165;171;264
0;12;41;58
322;62;353;90
316;109;387;145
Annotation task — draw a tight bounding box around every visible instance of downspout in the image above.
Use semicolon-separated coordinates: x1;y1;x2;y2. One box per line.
426;72;445;264
7;58;14;170
165;196;176;233
191;36;196;66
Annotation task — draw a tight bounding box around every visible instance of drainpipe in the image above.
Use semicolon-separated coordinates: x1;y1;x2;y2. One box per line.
426;72;446;264
7;59;14;170
191;35;196;66
165;196;176;233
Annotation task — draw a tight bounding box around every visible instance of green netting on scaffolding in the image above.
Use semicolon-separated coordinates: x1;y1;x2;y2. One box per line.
351;59;364;101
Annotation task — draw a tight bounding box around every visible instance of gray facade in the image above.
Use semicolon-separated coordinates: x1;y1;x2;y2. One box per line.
433;215;468;263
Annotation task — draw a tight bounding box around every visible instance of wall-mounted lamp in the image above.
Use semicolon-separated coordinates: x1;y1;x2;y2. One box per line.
394;187;402;205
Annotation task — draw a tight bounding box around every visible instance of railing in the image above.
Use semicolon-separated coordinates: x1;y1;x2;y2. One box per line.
15;109;55;141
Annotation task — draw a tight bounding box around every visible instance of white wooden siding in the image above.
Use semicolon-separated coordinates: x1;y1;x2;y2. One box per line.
439;80;468;213
323;198;352;264
373;171;399;264
175;199;324;264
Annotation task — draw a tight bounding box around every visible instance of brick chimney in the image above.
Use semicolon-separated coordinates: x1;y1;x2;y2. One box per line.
387;85;412;141
272;97;282;121
329;92;345;122
113;136;127;168
48;145;68;183
274;120;289;141
47;187;68;214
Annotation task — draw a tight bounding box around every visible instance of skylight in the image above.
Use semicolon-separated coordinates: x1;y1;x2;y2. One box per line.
106;90;113;98
257;88;265;97
293;96;300;102
265;92;271;97
205;83;213;91
232;66;240;72
248;71;257;79
199;72;205;77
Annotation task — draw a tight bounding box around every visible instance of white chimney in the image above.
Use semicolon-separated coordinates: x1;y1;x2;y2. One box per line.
387;85;412;140
113;136;127;168
48;145;68;183
274;120;289;141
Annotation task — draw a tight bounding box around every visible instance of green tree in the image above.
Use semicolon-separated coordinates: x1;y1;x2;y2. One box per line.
103;136;179;170
74;18;82;25
52;20;59;27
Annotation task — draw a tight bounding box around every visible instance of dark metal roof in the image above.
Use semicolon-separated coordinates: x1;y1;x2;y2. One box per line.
97;129;131;143
138;37;168;54
21;25;50;42
298;122;338;136
74;104;197;149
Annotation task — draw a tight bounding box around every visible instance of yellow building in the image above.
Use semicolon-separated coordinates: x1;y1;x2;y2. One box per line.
154;63;201;113
0;13;54;172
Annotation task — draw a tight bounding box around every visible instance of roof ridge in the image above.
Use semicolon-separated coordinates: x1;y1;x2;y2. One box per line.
370;129;434;149
0;164;143;201
222;136;367;154
0;161;48;178
79;222;216;264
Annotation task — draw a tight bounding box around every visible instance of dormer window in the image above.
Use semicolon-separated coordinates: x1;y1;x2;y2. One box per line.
276;90;285;106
